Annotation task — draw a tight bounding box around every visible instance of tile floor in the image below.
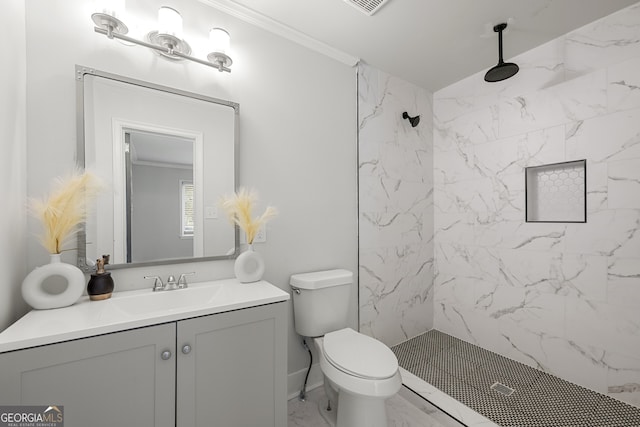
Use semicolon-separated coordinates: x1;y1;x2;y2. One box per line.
392;330;640;427
288;384;464;427
289;329;640;426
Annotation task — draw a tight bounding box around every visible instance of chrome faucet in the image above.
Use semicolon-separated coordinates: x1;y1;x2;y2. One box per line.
166;275;178;290
144;273;195;291
144;275;165;292
178;272;195;289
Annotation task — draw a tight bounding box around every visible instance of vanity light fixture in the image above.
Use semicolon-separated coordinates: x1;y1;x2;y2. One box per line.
146;6;192;59
208;28;233;71
91;2;233;73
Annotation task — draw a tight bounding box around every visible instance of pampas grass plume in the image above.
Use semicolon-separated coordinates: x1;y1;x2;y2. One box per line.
220;188;277;245
29;170;102;254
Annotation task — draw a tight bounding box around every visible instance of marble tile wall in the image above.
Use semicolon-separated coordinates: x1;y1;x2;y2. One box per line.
358;62;434;347
433;3;640;407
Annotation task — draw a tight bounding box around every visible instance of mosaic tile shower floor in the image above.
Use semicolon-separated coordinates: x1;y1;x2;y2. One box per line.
391;330;640;427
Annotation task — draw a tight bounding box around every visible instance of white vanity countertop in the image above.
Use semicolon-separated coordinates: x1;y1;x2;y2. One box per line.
0;279;289;353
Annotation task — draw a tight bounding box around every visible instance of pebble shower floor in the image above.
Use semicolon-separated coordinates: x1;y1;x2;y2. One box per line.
391;330;640;427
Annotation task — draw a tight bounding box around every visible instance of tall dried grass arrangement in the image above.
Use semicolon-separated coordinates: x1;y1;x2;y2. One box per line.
220;188;277;245
29;170;102;254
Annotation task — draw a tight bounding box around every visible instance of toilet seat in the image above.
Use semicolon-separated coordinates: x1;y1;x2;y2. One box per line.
323;328;398;380
314;335;402;400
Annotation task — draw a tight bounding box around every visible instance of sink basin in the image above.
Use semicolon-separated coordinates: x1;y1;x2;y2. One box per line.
110;282;228;316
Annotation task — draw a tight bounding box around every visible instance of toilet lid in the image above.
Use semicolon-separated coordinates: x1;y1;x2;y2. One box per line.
323;328;398;380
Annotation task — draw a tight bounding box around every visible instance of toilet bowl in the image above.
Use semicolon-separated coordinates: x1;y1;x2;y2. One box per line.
289;269;402;427
314;328;402;427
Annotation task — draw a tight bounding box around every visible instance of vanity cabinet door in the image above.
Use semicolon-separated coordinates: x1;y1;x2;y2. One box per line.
176;302;287;427
0;323;176;427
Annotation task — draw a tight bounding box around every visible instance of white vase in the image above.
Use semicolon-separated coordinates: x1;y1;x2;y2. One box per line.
234;244;265;283
21;254;86;310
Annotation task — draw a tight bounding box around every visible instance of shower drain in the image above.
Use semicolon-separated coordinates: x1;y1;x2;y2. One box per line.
490;382;515;396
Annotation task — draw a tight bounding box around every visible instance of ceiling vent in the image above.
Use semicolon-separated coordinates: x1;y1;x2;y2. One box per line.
343;0;390;16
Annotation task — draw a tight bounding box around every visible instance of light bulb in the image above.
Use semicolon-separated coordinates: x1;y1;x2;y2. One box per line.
158;6;183;38
94;0;125;19
209;28;230;54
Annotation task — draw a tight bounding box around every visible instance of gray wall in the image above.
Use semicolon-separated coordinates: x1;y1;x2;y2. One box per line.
131;164;193;262
13;0;357;398
0;0;28;329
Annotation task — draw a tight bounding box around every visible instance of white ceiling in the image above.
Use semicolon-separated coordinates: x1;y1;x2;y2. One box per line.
129;131;193;167
205;0;638;91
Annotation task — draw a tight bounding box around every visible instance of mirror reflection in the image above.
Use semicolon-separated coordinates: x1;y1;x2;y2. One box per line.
126;130;195;262
77;67;238;270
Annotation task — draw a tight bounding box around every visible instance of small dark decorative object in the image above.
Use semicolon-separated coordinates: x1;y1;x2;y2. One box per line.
87;255;115;300
402;112;420;127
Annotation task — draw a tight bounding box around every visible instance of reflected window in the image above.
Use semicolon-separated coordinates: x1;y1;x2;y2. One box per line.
181;180;194;237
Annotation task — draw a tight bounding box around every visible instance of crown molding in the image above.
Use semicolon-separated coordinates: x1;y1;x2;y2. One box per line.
199;0;359;67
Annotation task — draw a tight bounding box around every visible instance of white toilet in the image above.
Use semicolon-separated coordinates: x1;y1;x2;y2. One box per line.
290;269;402;427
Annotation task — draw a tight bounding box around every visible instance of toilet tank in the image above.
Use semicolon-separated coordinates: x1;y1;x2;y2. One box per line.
290;269;353;337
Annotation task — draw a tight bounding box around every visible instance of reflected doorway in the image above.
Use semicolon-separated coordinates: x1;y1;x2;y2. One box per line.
125;130;195;262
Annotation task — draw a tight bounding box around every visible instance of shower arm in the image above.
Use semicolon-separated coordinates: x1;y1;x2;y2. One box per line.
496;23;506;65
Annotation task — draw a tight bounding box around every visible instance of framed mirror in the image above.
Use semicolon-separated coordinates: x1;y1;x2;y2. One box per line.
76;66;239;271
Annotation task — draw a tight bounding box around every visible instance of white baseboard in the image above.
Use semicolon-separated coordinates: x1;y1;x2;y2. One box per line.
288;362;324;400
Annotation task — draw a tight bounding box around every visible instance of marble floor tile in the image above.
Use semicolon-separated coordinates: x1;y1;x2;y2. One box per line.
288;384;464;427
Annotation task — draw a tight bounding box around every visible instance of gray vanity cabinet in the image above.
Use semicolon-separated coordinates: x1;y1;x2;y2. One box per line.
176;302;287;427
0;301;287;427
0;323;177;427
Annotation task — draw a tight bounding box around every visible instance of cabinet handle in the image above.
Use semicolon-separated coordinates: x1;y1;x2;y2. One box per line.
182;344;192;355
161;350;172;360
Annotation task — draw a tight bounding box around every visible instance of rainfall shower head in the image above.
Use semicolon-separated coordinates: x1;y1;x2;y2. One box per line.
484;23;519;82
402;112;420;127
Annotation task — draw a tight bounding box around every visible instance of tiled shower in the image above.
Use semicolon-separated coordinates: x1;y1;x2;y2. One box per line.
358;61;435;346
359;2;640;410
